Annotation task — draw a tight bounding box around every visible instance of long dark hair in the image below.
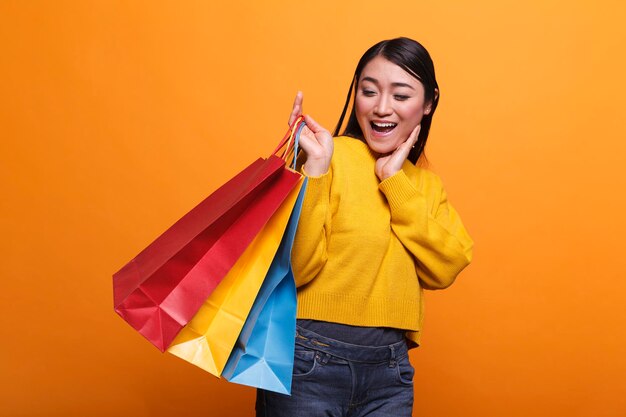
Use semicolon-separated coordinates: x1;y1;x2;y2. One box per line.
333;37;439;164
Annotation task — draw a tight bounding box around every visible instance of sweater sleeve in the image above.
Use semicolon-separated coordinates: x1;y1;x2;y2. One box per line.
378;169;473;290
291;168;333;287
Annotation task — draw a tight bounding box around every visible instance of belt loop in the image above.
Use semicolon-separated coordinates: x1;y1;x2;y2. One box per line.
389;344;397;368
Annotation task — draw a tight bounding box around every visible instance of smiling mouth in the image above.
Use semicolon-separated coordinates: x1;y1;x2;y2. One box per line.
371;121;397;134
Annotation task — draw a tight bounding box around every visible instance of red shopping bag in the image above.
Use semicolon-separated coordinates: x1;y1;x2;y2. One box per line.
113;120;304;352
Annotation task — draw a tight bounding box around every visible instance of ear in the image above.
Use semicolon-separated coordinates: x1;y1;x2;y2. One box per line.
424;88;439;115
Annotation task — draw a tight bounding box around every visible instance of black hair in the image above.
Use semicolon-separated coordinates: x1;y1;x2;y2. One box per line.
333;37;439;164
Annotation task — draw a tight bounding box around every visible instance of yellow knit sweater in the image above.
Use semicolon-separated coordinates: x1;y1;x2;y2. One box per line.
291;136;473;346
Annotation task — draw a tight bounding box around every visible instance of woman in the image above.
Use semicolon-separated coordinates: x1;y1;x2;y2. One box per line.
256;37;473;417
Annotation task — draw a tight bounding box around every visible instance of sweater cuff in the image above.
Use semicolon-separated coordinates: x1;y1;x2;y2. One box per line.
300;167;331;198
378;170;418;212
301;166;330;180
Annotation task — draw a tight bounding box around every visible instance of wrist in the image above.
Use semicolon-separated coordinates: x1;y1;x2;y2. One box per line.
303;160;330;177
377;166;401;181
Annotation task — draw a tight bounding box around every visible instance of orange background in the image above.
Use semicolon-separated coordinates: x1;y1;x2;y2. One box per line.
1;1;625;416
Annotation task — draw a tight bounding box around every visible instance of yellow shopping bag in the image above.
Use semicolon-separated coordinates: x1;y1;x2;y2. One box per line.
167;176;304;376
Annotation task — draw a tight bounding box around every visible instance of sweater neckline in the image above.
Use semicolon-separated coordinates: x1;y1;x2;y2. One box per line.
338;136;419;173
338;136;379;161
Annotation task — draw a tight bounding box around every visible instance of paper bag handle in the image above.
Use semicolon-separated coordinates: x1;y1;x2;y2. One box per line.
273;115;306;169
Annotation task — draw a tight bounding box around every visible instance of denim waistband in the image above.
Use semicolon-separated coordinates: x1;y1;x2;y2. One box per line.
297;319;405;346
295;325;408;364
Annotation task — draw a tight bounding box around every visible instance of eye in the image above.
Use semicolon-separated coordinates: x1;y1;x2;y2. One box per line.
361;89;376;97
394;95;410;101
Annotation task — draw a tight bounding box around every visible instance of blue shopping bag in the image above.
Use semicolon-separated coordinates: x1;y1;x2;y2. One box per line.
222;177;307;394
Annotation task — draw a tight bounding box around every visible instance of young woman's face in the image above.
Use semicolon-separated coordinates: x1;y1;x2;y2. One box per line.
355;56;431;155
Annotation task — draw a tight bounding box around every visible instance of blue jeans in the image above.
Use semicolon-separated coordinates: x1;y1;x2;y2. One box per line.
256;326;414;417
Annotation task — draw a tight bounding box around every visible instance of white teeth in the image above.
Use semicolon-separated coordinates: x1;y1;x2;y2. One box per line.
372;122;397;128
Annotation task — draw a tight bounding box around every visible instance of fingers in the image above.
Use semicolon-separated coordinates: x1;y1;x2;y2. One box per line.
374;124;422;181
288;91;303;126
393;124;420;157
303;114;327;134
296;125;317;151
380;124;421;178
305;114;334;150
408;124;421;148
297;115;334;175
396;123;421;157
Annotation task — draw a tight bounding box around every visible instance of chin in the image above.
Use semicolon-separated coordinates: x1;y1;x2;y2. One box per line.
364;135;401;155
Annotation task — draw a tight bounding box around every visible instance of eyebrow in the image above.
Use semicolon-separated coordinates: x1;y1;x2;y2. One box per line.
361;76;415;90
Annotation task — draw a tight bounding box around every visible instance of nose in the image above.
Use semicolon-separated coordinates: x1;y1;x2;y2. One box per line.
374;94;392;117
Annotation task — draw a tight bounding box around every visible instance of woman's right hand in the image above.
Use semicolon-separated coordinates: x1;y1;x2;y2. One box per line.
288;92;334;177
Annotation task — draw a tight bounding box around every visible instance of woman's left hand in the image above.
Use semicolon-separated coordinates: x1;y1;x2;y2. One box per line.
375;124;421;181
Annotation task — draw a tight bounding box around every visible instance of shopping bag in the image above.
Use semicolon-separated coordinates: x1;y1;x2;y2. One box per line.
113;118;305;352
221;177;308;395
166;176;304;375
